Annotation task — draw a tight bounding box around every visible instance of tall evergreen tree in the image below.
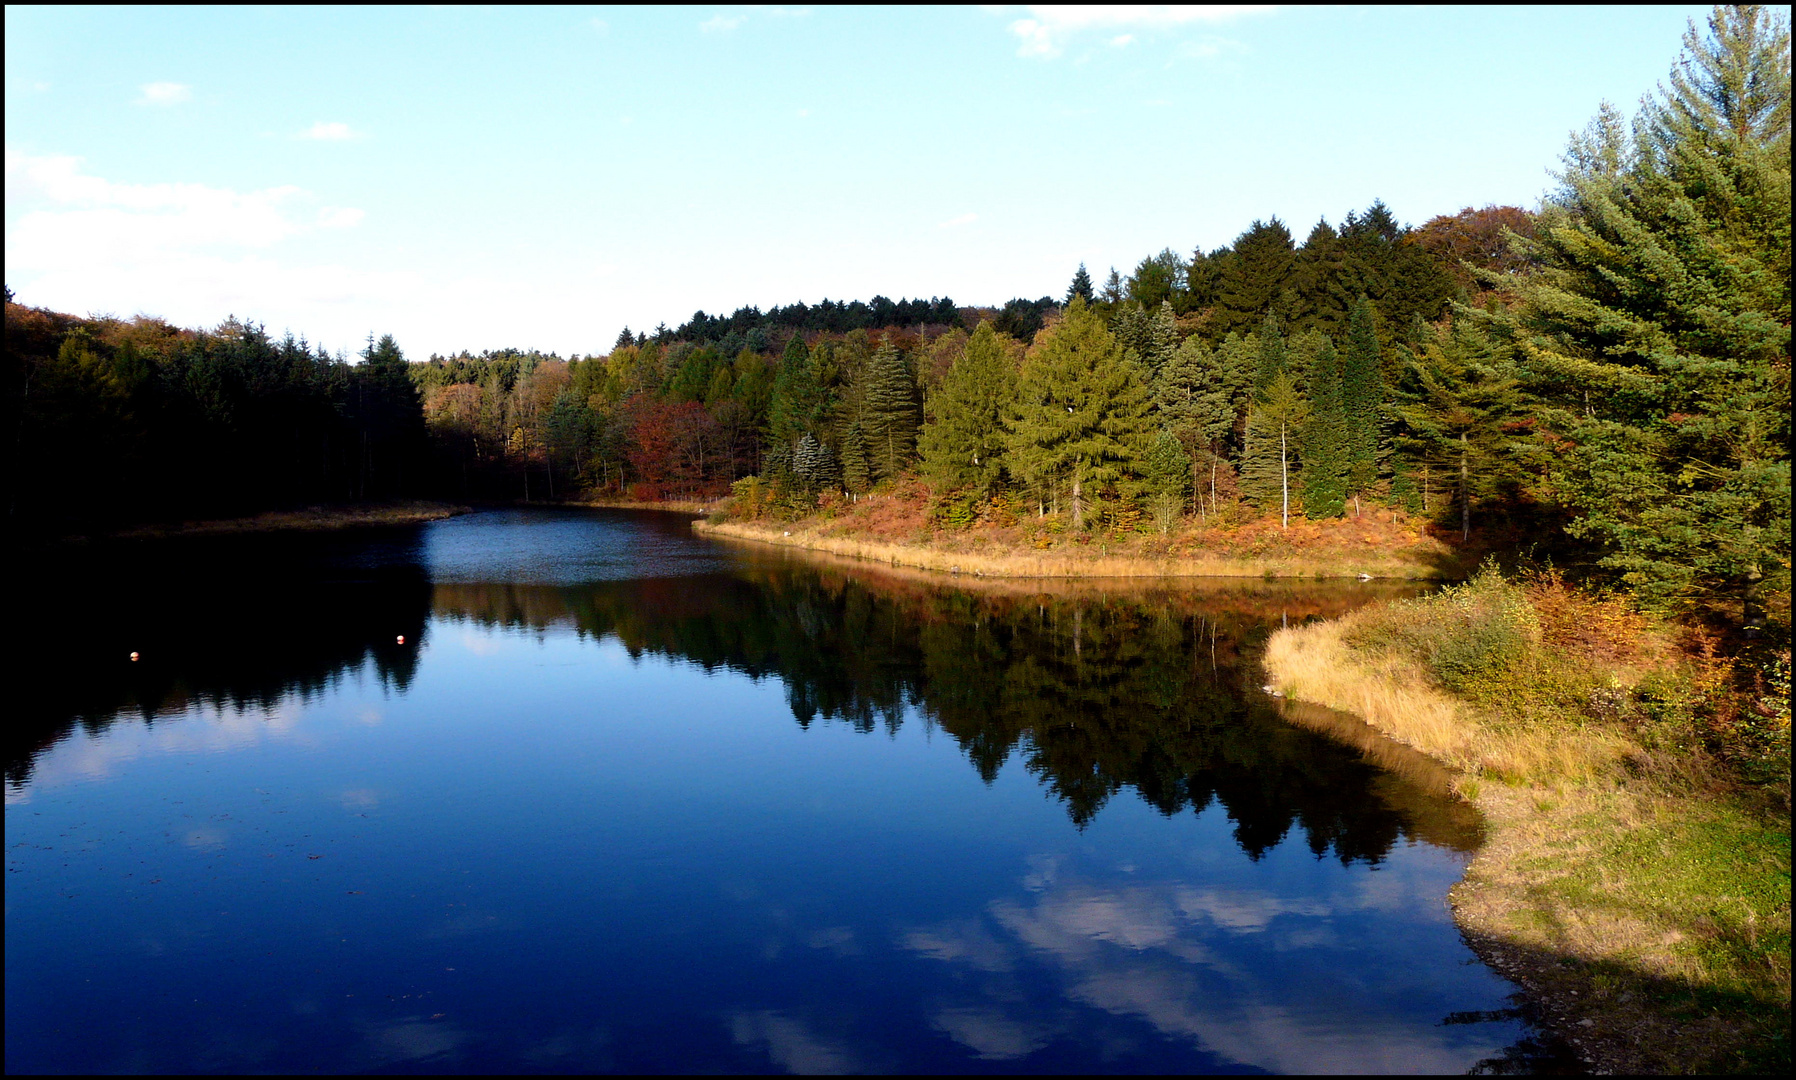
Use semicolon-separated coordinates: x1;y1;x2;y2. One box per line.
1340;297;1385;497
1216;219;1297;335
1299;336;1348;518
1145;301;1180;377
1389;320;1529;541
1486;5;1791;612
1005;298;1154;530
1184;245;1226;315
1293;219;1353;339
1143;427;1191;531
919;322;1012;496
767;334;823;451
841;420;872;494
862;338;919;481
1066;263;1095;304
1239;315;1297;510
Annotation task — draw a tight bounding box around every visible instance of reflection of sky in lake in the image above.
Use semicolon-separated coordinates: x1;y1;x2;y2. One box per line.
7;512;1535;1073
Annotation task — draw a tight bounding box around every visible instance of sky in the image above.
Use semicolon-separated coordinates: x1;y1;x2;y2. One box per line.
5;5;1713;359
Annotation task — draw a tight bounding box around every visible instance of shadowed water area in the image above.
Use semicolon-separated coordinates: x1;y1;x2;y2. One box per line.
6;509;1566;1074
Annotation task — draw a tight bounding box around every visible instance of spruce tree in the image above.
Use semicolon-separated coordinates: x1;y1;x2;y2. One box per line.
1066;263;1095;304
841;421;872;494
1005;297;1154;530
1340;296;1385;498
1293;220;1353;339
1143;427;1191;532
1146;301;1180;377
919;322;1012;496
1239;315;1302;513
862;338;919;481
1299;336;1348;518
1487;5;1790;612
1216;218;1297;335
767;335;822;450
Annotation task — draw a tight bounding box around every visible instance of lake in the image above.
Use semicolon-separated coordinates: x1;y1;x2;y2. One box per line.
6;508;1557;1074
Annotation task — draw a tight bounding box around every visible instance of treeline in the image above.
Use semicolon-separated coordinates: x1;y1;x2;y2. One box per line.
5;298;426;534
409;194;1488;505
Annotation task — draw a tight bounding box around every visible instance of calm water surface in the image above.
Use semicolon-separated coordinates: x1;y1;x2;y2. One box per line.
8;509;1548;1073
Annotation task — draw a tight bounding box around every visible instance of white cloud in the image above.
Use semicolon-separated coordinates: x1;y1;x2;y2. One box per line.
589;17;609;33
940;212;978;228
1006;5;1274;58
1110;33;1136;47
700;13;747;33
729;1012;859;1074
137;81;192;106
297;121;361;141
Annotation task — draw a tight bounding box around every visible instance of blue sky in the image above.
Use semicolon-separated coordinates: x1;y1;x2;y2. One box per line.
5;5;1710;359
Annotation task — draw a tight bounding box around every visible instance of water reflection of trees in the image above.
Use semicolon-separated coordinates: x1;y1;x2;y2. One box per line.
433;564;1481;858
9;535;432;790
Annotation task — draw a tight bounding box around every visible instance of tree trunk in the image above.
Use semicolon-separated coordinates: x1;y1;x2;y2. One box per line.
1071;464;1084;531
1460;432;1470;542
1279;422;1289;530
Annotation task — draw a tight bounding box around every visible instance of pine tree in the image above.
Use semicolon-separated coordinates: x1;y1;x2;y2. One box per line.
1239;316;1303;514
862;338;919;481
1066;263;1095;305
919;322;1012;496
1242;373;1308;526
1143;427;1190;532
1216;219;1297;335
1340;296;1385;498
1006;297;1154;530
1486;5;1791;612
1299;336;1348;518
1101;268;1124;305
841;421;872;494
1146;301;1179;377
1293;219;1353;339
767;334;823;449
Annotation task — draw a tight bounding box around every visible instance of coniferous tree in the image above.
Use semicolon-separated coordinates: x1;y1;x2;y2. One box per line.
1299;336;1348;518
1240;315;1301;513
1293;220;1353;339
862;339;919;481
919;322;1012;496
841;421;872;494
1216;219;1297;335
1485;5;1791;612
1143;427;1191;532
1340;296;1385;499
1146;301;1180;378
1184;245;1226;315
1100;268;1124;305
1389;320;1528;541
767;334;823;451
1006;297;1154;530
1066;263;1095;305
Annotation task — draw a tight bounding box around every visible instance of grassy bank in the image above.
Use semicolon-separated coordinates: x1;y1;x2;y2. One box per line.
699;481;1460;580
92;501;473;541
1263;570;1790;1073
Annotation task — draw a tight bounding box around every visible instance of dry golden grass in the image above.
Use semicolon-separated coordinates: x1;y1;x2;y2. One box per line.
696;519;1448;580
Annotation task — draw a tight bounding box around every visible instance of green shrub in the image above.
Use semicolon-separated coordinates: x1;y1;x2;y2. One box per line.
1347;562;1541;694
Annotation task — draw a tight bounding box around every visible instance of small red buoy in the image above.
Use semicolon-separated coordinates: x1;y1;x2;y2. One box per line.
396;635;405;645
130;651;140;662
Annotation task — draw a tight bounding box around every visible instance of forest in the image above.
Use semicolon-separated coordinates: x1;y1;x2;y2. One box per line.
5;8;1787;639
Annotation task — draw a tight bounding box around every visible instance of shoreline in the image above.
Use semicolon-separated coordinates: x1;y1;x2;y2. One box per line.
694;518;1453;580
57;501;474;544
1263;617;1789;1074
